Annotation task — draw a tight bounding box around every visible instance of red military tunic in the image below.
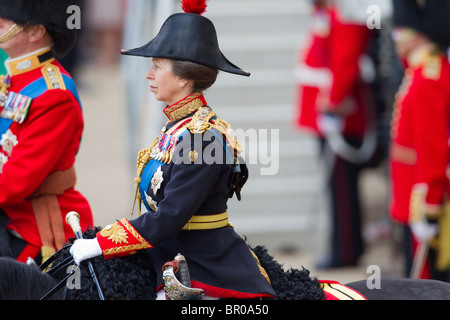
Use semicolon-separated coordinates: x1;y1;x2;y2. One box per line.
295;6;371;138
389;46;450;225
295;5;373;267
0;47;93;262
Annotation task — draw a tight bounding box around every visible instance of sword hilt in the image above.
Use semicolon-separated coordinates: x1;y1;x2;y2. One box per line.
175;253;192;288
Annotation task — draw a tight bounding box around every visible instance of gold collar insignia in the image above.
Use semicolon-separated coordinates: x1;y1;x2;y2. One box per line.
6;47;54;76
163;92;207;122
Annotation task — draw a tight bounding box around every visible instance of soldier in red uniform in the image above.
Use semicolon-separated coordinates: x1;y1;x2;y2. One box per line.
0;0;93;264
389;0;450;280
295;0;376;268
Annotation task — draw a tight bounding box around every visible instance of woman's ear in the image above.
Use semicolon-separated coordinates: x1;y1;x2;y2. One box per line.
178;78;189;88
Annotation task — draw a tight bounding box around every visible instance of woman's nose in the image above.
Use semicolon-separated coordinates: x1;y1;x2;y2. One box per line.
145;67;155;80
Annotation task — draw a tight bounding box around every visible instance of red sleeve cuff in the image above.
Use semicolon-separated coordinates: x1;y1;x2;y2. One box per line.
96;218;152;259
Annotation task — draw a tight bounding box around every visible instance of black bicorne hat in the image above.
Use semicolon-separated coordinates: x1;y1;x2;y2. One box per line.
393;0;450;48
121;1;250;77
0;0;80;58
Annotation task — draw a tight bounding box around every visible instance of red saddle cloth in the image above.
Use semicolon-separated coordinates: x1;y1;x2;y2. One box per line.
320;280;367;300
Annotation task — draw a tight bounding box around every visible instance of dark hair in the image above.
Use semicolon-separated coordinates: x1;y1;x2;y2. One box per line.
171;60;218;93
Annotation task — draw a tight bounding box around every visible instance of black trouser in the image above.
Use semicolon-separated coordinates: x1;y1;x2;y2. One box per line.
320;137;364;266
0;210;42;265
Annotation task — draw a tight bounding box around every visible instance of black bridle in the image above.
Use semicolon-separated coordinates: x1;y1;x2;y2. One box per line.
39;245;104;300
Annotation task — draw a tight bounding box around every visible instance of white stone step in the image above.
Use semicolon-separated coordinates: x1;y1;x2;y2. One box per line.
243;175;322;196
218;33;303;53
230;214;325;234
214;68;294;88
213;103;292;122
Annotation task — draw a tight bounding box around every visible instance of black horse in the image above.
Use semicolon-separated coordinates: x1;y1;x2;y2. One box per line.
1;227;450;300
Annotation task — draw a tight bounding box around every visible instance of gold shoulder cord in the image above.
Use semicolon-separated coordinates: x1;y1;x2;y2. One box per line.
210;117;243;155
131;109;244;215
0;75;11;106
131;137;159;216
131;119;189;215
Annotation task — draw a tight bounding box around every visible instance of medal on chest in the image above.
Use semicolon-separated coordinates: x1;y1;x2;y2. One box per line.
0;75;32;124
150;166;164;195
131;121;190;215
0;129;18;156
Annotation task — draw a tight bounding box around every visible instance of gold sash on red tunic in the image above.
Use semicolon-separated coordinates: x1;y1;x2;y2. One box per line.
28;166;77;262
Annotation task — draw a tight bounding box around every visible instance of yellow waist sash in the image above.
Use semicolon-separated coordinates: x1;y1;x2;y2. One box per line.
182;212;229;231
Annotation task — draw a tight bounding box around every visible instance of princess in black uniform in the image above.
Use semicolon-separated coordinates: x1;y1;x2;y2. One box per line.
70;0;276;299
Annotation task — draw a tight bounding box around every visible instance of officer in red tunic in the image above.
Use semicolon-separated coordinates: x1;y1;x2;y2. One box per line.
70;0;276;300
389;0;450;280
295;0;376;268
0;0;93;264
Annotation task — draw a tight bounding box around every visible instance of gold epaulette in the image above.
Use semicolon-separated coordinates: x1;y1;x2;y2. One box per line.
210;116;243;155
186;107;215;134
422;54;442;80
186;107;243;155
42;64;66;90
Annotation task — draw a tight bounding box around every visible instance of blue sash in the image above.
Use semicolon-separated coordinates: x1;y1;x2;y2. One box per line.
139;159;165;211
139;128;191;212
138;126;235;212
0;74;81;138
209;128;235;165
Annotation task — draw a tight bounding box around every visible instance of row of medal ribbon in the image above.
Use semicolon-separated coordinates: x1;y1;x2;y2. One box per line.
0;91;32;124
150;132;181;164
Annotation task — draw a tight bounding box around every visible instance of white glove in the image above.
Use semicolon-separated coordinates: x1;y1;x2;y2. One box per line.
70;238;102;265
317;113;344;136
411;222;438;243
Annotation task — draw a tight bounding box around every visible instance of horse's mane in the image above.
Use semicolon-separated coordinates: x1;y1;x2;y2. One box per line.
49;226;157;300
0;257;61;300
252;246;325;300
0;226;325;300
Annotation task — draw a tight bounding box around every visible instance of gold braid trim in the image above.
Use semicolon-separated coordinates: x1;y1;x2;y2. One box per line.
0;75;11;106
186;107;243;156
186;107;214;134
101;219;152;256
249;249;271;285
131;137;158;215
164;92;203;122
131;119;190;215
0;24;25;44
210;117;243;155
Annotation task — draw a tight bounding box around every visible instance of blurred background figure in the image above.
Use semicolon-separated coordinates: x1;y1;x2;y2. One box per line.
389;0;450;281
84;0;126;67
295;0;393;269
